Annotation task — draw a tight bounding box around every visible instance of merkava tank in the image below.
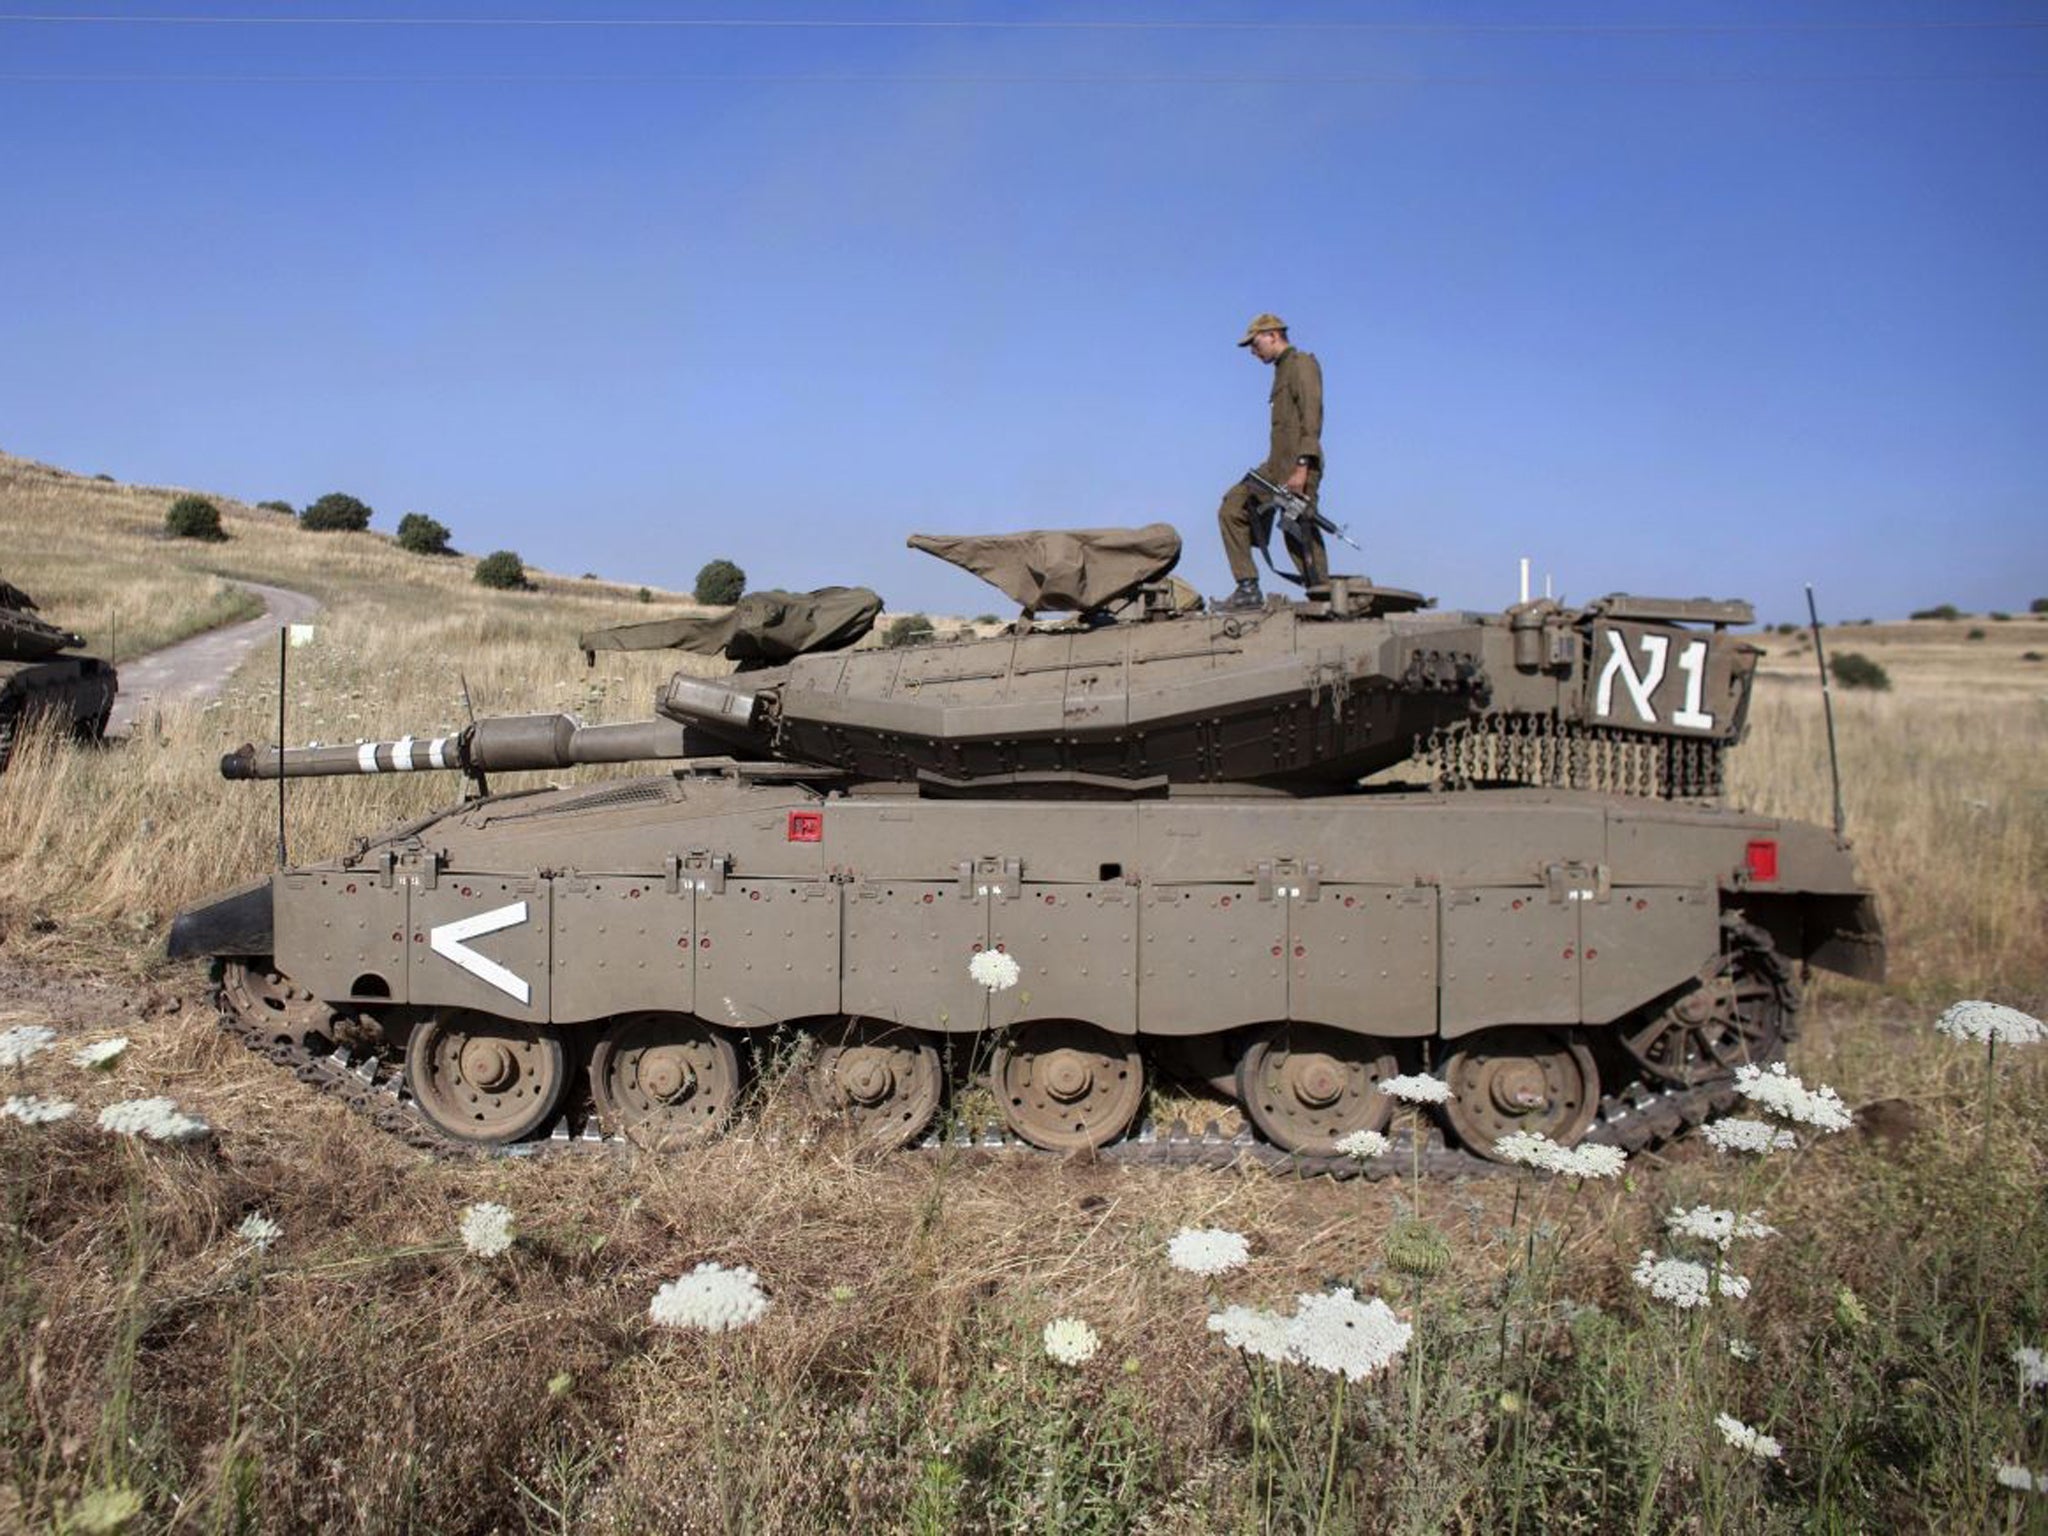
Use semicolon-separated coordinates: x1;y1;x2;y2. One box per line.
169;527;1883;1171
0;577;119;772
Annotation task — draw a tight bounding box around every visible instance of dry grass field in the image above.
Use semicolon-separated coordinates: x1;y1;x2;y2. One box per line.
1;452;2044;1533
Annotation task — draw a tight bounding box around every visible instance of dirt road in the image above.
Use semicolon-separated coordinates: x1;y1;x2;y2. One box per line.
106;579;320;736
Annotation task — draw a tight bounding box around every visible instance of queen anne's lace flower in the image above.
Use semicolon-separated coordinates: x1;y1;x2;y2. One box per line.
3;1094;76;1125
1207;1304;1293;1364
1334;1128;1391;1160
459;1202;516;1258
1377;1074;1450;1105
0;1025;57;1069
1285;1288;1412;1381
2013;1345;2048;1391
98;1098;211;1143
1733;1063;1851;1132
1495;1130;1566;1169
1665;1206;1778;1251
236;1212;282;1252
1935;1000;2044;1046
1715;1413;1784;1462
1042;1316;1099;1366
1631;1252;1748;1309
1996;1463;2041;1493
1552;1143;1627;1179
1728;1338;1759;1363
649;1262;771;1332
1701;1117;1799;1155
1493;1130;1625;1179
72;1038;129;1070
968;950;1021;992
1167;1226;1251;1276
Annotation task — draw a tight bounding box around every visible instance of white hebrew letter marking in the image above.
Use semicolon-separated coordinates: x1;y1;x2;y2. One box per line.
1672;640;1715;730
1594;630;1669;724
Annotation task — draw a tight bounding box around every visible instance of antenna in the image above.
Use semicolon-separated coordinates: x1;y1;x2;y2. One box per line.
275;626;289;865
1804;584;1846;839
1518;556;1530;604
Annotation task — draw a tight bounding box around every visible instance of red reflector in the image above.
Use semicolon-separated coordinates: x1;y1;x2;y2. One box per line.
1745;839;1778;882
787;810;824;843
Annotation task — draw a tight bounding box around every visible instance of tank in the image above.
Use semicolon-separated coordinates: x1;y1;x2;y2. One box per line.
169;528;1884;1172
0;577;119;772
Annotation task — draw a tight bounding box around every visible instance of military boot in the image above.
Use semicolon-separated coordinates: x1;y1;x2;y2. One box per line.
1221;578;1263;612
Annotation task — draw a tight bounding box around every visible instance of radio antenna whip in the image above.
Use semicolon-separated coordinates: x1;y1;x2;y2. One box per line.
1804;584;1846;839
275;626;289;866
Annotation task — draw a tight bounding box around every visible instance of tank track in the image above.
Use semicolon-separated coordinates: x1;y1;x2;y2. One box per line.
209;989;1748;1180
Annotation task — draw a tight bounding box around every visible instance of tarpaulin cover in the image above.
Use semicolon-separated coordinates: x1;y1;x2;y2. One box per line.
579;586;882;664
907;524;1181;612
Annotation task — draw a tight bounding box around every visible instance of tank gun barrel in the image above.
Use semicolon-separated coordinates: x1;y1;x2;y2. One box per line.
220;713;694;781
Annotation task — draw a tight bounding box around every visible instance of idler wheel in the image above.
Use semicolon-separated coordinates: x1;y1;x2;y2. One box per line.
1236;1024;1398;1156
589;1012;741;1146
994;1020;1144;1153
1438;1028;1598;1161
1620;928;1793;1087
404;1010;569;1144
221;960;334;1053
807;1019;943;1146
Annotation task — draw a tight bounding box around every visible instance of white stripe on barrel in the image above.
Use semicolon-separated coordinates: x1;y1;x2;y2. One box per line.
357;742;381;774
393;735;416;771
428;737;449;769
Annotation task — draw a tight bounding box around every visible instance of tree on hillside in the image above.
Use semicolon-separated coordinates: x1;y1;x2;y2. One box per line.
396;513;454;556
474;550;531;590
164;495;227;542
693;559;746;606
257;499;296;516
301;492;373;532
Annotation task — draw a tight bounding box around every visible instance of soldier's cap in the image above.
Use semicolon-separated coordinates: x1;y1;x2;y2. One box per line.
1236;312;1288;347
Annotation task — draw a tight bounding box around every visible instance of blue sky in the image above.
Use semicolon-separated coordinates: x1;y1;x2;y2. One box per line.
3;3;2044;622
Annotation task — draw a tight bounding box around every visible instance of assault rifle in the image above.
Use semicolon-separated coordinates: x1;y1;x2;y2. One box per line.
1241;468;1361;586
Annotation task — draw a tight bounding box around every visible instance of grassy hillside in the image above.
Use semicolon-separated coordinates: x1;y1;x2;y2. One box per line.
0;453;2043;1533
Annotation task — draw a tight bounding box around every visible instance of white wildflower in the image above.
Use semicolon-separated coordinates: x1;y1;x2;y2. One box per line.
1167;1226;1251;1276
3;1094;76;1125
1631;1252;1751;1310
1665;1206;1778;1251
968;949;1021;992
1495;1130;1566;1170
1935;1000;2044;1047
1701;1117;1799;1155
72;1038;130;1071
1377;1073;1451;1105
1714;1412;1784;1462
1552;1143;1627;1180
1733;1063;1852;1133
1042;1316;1100;1366
1334;1128;1391;1160
1207;1304;1293;1365
458;1201;516;1258
0;1025;57;1069
2013;1345;2048;1391
1493;1130;1625;1179
649;1261;771;1332
1996;1463;2041;1493
1285;1288;1412;1382
235;1212;282;1253
98;1098;211;1143
1728;1338;1759;1363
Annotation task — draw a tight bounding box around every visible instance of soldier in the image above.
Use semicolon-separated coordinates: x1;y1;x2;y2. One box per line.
1217;312;1324;610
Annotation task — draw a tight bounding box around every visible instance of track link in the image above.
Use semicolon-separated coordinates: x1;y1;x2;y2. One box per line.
213;991;1751;1179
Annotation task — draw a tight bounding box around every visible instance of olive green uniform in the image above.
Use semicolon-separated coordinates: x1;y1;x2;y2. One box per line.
1218;345;1325;585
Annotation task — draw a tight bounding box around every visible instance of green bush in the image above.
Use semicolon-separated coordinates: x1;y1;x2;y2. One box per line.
301;492;373;532
1990;612;2011;622
1908;603;1961;621
2033;598;2048;615
636;587;652;604
2023;651;2044;663
395;512;454;556
257;499;296;516
163;495;226;542
473;551;530;591
693;559;746;606
1830;652;1891;691
1966;627;1986;641
884;613;935;648
973;614;999;627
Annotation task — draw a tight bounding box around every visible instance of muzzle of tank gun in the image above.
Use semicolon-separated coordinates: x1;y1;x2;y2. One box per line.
219;714;697;780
